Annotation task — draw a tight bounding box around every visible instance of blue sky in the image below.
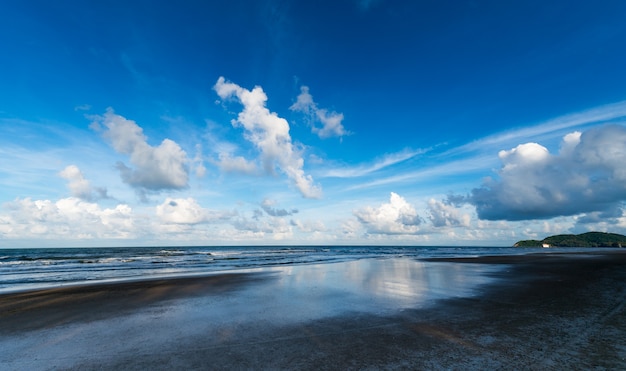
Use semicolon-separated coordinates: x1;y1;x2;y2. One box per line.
1;0;626;247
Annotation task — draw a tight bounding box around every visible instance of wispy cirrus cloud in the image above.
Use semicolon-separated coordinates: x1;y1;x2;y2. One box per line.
320;148;427;178
448;100;626;157
346;154;494;191
0;118;108;197
346;100;626;192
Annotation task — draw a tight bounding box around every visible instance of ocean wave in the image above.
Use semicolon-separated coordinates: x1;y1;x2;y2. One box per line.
158;249;186;256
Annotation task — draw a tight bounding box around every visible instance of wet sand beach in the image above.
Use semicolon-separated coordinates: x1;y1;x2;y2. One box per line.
1;251;626;369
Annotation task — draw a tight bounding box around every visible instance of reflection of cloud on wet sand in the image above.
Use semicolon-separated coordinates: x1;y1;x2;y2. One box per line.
274;258;501;313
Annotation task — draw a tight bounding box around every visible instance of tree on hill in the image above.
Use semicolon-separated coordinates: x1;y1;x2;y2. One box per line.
514;232;626;247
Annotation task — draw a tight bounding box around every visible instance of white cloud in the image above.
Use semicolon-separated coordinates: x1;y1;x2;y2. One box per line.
260;198;298;217
156;198;206;224
560;131;581;155
471;124;626;220
291;218;326;233
346;154;494;191
573;208;626;235
232;213;293;239
1;197;135;239
427;198;471;228
0;195;250;244
214;77;321;199
59;165;93;199
341;219;362;238
215;153;258;174
290;86;349;139
156;197;235;225
91;109;189;195
59;165;107;201
498;142;549;172
450;100;626;157
348;101;626;193
203;121;258;174
354;192;422;234
321;148;426;178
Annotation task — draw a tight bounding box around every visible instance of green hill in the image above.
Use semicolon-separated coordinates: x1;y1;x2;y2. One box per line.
514;232;626;248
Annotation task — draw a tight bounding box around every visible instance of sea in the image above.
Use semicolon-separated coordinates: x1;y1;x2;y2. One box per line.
0;245;604;294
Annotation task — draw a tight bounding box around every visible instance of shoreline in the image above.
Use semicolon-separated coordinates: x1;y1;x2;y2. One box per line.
2;245;618;295
0;271;273;334
2;250;626;369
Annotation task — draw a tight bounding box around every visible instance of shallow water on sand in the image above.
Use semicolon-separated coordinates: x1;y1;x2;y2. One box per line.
0;258;504;369
257;258;500;318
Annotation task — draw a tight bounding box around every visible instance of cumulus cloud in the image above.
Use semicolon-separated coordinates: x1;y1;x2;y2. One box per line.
560;131;581;155
354;192;422;234
156;197;235;225
290;218;326;233
2;197;134;239
575;206;623;225
572;207;626;235
215;153;258;174
59;165;108;201
232;213;293;238
427;198;471;228
470;125;626;220
260;198;298;217
290;86;349;139
214;77;321;198
91;109;189;196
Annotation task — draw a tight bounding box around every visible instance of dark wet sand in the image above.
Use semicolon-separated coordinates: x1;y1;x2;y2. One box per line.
2;251;626;370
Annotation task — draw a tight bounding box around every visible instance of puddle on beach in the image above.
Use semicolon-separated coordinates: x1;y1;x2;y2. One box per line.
310;258;494;304
172;258;504;326
275;258;498;311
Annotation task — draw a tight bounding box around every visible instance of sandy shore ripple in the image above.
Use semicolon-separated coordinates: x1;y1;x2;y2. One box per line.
2;251;626;369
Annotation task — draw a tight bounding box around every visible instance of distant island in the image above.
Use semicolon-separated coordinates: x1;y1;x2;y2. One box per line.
514;232;626;248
